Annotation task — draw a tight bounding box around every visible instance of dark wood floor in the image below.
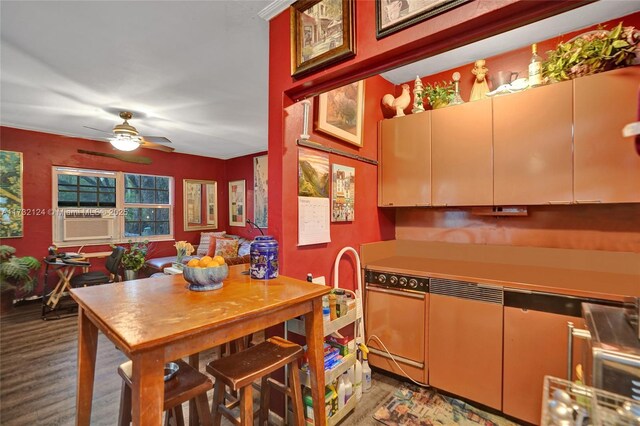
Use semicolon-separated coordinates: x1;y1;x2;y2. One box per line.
0;301;402;425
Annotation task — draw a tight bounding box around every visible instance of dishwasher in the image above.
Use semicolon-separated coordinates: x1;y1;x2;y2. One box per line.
364;269;429;384
429;278;504;410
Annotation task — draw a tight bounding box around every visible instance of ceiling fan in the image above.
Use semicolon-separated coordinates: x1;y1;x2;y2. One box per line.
84;111;174;152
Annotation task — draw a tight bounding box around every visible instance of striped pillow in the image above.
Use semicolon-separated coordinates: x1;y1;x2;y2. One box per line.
196;231;226;256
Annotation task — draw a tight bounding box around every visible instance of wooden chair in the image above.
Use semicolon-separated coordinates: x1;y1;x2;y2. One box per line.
117;359;213;426
206;336;304;426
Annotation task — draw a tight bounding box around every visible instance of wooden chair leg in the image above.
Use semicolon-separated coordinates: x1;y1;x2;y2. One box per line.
118;381;132;426
239;385;253;426
288;362;304;426
174;404;185;426
195;393;212;426
259;376;270;426
211;380;224;426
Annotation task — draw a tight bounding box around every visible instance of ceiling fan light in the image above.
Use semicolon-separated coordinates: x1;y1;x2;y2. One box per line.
109;134;141;151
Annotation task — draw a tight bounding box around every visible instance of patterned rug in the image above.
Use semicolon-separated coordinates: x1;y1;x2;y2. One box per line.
373;384;519;426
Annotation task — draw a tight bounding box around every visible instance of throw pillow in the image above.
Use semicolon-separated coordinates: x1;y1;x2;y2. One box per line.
214;238;239;258
196;231;226;256
238;239;252;256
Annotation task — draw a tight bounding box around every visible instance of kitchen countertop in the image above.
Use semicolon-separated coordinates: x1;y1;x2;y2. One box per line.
361;241;639;302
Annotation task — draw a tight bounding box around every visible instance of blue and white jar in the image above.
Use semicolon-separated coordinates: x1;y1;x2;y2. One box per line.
250;236;279;280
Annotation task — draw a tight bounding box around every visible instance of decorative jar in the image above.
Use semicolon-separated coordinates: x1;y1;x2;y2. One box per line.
250;236;279;280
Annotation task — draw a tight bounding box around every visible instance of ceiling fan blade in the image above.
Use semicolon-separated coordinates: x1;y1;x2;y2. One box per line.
83;126;112;134
140;136;172;144
140;141;175;153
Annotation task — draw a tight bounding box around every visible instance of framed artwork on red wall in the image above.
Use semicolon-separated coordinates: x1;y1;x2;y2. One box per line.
316;80;364;147
376;0;471;39
290;0;355;78
229;180;246;227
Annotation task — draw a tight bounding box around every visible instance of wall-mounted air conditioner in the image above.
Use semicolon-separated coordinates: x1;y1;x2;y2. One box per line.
62;210;115;242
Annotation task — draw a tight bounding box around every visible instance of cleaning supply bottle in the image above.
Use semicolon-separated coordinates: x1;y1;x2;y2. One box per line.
360;344;372;393
354;350;363;401
343;371;353;403
337;374;346;411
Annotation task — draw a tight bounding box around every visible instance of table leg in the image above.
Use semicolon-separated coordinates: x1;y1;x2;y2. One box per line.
76;307;98;426
131;350;164;425
188;353;200;426
304;298;327;426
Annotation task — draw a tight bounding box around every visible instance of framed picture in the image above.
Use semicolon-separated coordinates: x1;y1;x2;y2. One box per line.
183;179;217;231
316;80;364;147
229;180;246;227
0;150;23;238
298;147;329;198
253;155;268;228
376;0;471;39
331;164;355;222
290;0;355;78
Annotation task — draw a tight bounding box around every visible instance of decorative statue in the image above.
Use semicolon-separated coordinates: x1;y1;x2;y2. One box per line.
382;84;411;118
449;72;464;105
412;76;425;113
470;59;490;101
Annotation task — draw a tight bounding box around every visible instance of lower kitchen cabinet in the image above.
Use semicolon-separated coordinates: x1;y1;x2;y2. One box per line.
429;289;503;410
503;305;585;424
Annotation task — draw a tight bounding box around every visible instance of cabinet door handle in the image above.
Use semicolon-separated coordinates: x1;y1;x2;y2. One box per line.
548;201;572;205
567;321;591;381
575;200;602;204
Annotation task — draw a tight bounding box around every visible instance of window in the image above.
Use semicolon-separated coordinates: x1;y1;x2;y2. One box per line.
52;167;173;245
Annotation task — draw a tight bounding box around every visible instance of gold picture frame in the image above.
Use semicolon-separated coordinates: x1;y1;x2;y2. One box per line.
228;180;246;227
183;179;217;231
291;0;355;78
316;80;364;147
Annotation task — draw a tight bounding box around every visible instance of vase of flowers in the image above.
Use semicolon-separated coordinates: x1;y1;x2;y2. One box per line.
543;22;639;83
173;241;194;269
118;240;149;280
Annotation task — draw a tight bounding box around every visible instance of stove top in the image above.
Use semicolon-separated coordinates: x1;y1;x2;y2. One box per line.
365;269;429;293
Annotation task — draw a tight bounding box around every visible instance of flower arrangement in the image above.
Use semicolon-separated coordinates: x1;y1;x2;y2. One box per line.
174;241;195;265
422;81;455;109
543;22;640;83
119;240;149;272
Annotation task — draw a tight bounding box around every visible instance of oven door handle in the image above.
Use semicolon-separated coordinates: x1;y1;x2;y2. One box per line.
365;285;426;299
567;321;591;381
368;347;425;369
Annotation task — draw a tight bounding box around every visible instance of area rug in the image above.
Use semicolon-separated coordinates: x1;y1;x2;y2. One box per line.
373;384;519;426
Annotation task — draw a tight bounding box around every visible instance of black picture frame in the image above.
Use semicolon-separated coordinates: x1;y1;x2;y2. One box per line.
376;0;471;39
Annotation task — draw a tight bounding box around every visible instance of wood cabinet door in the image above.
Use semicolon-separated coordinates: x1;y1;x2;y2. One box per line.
493;81;573;205
432;99;493;206
574;66;640;203
429;294;503;410
378;113;431;206
503;307;585;424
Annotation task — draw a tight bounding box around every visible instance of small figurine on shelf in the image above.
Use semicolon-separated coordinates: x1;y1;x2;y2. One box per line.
382;84;411;117
449;72;464;106
412;76;425;113
470;59;490;101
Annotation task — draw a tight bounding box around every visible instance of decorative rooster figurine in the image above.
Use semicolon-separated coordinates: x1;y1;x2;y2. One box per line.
382;84;411;117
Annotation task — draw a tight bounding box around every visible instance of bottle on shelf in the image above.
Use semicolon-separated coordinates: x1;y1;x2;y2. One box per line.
528;43;543;87
354;352;363;401
337;375;346;410
343;371;353;403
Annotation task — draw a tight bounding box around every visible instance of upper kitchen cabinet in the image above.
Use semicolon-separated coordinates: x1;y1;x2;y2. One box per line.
493;80;574;205
432;98;493;206
573;66;640;203
378;112;431;207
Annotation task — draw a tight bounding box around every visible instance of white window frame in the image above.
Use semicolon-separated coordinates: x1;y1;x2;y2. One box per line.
52;167;174;247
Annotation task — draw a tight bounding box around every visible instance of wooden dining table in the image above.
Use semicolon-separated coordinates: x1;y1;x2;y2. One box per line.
70;264;330;425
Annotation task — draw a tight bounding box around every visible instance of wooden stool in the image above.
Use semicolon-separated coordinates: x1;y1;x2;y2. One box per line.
118;359;213;426
206;336;304;426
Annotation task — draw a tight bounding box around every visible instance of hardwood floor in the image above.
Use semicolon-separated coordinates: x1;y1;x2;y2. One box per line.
0;302;402;425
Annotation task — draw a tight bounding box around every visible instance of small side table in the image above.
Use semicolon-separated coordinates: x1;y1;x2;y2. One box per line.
164;266;183;275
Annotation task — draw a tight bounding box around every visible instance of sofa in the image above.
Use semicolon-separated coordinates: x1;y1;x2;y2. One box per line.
144;233;252;276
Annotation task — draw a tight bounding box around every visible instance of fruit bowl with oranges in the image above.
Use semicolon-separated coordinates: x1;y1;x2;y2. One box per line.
183;255;229;291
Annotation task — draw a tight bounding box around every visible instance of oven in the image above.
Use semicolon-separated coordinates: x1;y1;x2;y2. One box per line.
364;269;429;384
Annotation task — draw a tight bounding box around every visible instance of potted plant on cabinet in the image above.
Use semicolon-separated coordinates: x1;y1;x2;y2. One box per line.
422;81;455;109
118;240;149;281
0;245;41;315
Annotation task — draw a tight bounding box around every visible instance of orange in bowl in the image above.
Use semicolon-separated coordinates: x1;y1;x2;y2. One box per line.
187;258;200;267
198;256;213;267
213;255;225;265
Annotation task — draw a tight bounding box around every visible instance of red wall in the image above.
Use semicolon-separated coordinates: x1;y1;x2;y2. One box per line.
225;151;268;240
0;126;264;294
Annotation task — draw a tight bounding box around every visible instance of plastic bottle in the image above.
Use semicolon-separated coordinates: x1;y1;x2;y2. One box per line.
361;344;372;393
343;371;353;404
337;375;346;410
354;350;363;400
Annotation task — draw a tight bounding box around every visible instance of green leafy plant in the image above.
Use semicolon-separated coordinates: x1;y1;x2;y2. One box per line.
422;81;455;109
0;245;40;293
543;22;639;83
116;240;149;272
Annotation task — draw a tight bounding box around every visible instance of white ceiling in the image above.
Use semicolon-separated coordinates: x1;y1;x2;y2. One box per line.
2;1;639;159
1;0;271;159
